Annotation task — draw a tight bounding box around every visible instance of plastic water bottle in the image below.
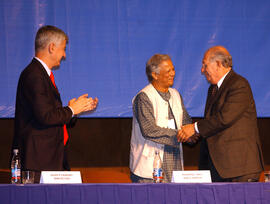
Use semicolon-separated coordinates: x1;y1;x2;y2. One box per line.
153;150;163;183
11;149;21;184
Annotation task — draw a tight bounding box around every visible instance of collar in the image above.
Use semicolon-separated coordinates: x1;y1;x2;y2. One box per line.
34;57;51;76
217;70;231;88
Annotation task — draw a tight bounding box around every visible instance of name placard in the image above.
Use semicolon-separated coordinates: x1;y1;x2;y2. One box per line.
40;171;82;184
171;170;212;183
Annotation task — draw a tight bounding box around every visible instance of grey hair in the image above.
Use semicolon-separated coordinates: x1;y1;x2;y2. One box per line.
209;49;233;68
146;54;171;82
35;25;68;53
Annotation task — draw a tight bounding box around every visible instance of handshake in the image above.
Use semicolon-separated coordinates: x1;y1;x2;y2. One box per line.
177;123;200;143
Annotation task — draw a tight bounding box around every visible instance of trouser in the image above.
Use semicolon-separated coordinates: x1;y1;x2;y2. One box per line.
32;147;70;183
130;172;153;183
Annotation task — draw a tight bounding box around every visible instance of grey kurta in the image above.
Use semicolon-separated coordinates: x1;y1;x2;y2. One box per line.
133;89;192;182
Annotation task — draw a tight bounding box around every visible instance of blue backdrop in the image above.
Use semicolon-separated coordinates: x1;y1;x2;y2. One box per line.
0;0;269;117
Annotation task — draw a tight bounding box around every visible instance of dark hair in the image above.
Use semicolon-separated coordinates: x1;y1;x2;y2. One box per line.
35;25;68;53
146;54;171;82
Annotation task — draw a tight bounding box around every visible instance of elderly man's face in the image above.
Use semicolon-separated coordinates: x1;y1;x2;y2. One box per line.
156;59;175;89
201;52;219;85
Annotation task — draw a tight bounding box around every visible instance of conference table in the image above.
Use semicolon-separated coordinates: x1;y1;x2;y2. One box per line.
0;182;270;204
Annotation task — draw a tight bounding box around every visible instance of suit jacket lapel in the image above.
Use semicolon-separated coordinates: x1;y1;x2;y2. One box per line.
204;85;214;116
204;70;235;117
32;58;61;98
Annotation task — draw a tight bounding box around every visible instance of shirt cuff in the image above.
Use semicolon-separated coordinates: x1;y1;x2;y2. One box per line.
68;106;74;117
194;122;199;133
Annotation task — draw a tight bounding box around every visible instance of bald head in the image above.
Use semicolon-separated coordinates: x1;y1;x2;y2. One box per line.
201;46;232;84
205;46;233;69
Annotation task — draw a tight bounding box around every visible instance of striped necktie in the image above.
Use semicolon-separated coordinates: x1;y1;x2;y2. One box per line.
211;85;218;98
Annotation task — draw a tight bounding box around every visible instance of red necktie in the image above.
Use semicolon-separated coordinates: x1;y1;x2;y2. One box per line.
50;72;69;145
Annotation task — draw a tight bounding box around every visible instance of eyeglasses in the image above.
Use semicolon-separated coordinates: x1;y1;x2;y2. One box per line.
202;64;207;69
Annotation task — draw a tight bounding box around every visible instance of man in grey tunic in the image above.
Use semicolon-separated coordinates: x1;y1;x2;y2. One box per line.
129;54;194;183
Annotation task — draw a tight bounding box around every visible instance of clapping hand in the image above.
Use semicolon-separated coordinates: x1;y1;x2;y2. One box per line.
69;94;98;115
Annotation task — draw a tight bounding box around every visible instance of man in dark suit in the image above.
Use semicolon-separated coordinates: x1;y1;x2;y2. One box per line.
12;25;98;182
178;46;264;182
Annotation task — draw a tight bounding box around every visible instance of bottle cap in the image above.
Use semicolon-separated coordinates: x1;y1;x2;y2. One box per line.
13;149;18;154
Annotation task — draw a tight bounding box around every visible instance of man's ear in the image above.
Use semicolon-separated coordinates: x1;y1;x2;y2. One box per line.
151;72;158;81
48;42;55;54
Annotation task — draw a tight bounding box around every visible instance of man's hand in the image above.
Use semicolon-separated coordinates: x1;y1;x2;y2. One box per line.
69;94;98;115
186;133;200;144
177;123;196;142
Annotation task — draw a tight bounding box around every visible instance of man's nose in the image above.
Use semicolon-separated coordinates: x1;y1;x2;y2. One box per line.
201;66;205;74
